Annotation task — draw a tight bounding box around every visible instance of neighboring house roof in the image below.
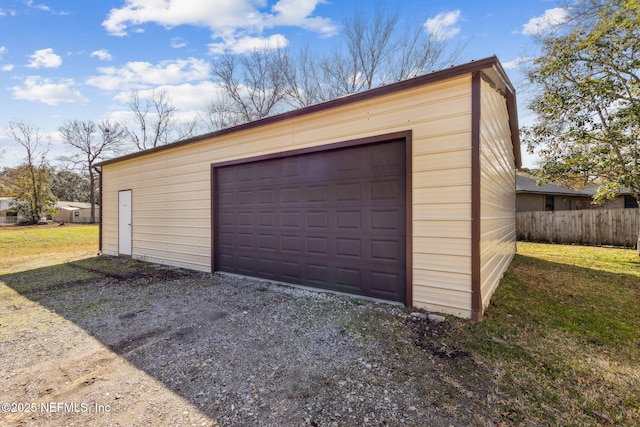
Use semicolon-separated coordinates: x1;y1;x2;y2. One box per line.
56;201;96;210
516;175;585;197
581;184;634;196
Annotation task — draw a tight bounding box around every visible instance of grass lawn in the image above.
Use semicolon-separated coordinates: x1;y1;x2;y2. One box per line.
444;242;640;425
0;224;98;273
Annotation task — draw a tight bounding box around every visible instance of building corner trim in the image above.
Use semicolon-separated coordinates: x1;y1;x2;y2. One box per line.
471;72;483;322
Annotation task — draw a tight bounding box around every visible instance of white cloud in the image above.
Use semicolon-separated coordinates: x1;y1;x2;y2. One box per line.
25;0;68;15
266;0;337;35
10;76;89;105
0;46;6;56
26;48;62;68
208;34;289;54
86;57;210;90
102;0;337;38
424;10;462;41
171;37;187;48
91;49;113;61
103;0;264;35
2;64;14;71
25;0;50;12
0;8;16;17
502;56;534;69
522;7;570;36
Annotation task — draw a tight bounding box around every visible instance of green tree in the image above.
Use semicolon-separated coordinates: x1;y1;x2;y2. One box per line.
525;0;640;205
3;165;57;223
50;168;91;203
3;120;57;224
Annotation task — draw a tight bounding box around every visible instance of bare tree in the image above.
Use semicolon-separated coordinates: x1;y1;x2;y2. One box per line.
200;93;244;131
208;5;463;126
174;117;201;141
390;25;463;82
4;119;56;223
127;88;178;150
344;6;399;90
59;119;127;223
281;46;325;107
210;48;289;124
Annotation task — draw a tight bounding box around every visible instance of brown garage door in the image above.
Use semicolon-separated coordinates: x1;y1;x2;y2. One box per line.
214;138;407;303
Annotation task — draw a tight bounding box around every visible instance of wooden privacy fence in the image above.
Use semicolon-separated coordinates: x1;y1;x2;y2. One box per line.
517;208;640;248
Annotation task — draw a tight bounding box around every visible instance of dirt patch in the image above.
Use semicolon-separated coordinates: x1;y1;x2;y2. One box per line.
1;257;500;426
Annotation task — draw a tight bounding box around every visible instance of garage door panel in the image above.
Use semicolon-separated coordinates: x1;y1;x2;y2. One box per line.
236;233;254;249
336;183;361;202
307;236;329;255
371;239;401;261
370;270;403;298
281;261;301;280
371;210;401;230
258;189;276;205
257;212;275;227
306;211;329;229
280;187;301;204
236;167;254;182
219;232;235;247
337;268;361;287
257;164;275;181
306;263;331;283
237;212;253;226
281;211;300;228
280;235;301;254
307;186;328;203
220;212;235;226
215;139;406;303
237;190;253;205
257;234;275;250
371;179;403;201
336;238;361;258
236;256;254;273
336;210;361;230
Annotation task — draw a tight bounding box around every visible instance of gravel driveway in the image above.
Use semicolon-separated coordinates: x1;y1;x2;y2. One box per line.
1;256;497;426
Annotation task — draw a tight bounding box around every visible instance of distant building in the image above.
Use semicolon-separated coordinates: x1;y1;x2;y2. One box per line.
0;197;18;223
579;185;639;210
516;175;639;212
53;201;99;224
516;175;589;212
1;198;99;224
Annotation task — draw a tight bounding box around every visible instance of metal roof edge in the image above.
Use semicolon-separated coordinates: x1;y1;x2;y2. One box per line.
96;56;517;168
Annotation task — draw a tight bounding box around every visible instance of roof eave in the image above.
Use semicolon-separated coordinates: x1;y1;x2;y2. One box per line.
96;56;520;168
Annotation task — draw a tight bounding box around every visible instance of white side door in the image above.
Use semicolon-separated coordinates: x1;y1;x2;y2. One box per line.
118;190;132;256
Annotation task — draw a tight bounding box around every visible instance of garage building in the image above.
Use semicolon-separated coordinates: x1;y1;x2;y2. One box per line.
97;56;521;320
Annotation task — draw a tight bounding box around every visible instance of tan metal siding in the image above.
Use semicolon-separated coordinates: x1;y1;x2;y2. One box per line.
479;79;516;311
101;75;475;317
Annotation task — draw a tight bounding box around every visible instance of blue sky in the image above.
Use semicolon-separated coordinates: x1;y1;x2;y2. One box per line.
0;0;572;168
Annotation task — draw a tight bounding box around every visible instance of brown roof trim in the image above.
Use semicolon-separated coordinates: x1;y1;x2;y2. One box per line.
471;71;483;322
96;56;520;168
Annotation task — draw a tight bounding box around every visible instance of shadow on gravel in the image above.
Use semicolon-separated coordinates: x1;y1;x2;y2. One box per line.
1;255;498;426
